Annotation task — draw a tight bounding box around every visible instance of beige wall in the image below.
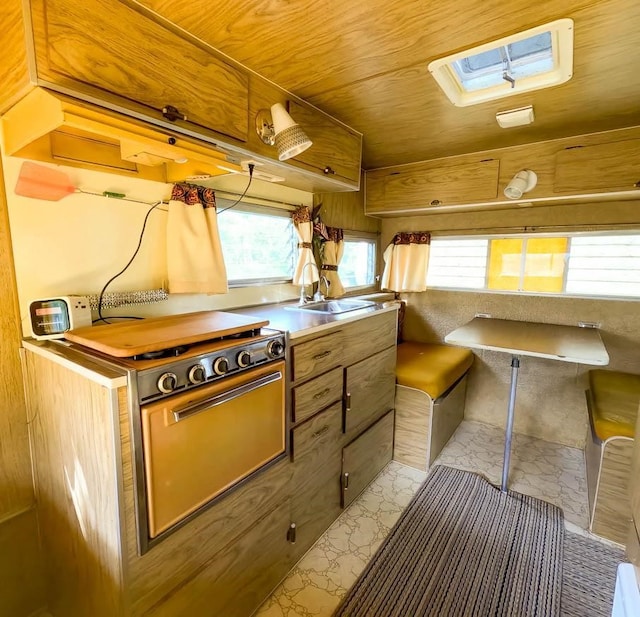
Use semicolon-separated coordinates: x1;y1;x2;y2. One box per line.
382;202;640;448
3;156;313;333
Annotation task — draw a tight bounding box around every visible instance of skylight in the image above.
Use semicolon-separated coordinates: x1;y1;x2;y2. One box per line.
428;19;573;107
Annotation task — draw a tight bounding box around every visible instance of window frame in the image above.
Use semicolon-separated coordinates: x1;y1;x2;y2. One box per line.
339;230;380;294
426;230;640;302
215;198;297;288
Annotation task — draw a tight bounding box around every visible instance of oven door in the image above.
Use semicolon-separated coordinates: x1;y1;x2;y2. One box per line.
140;360;285;538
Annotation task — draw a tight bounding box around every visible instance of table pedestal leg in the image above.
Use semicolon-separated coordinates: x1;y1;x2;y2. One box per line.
501;355;520;492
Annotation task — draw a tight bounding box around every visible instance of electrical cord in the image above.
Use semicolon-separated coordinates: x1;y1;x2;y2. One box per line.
217;164;254;214
97;201;162;324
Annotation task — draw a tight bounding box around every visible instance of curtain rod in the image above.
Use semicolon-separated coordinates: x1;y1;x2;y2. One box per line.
214;190;302;210
430;222;640;235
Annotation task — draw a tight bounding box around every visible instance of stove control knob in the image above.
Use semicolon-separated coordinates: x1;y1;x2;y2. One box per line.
157;372;178;394
188;364;206;384
237;350;252;368
212;357;230;376
267;339;285;358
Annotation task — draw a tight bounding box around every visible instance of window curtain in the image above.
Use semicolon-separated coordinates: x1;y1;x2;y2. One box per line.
315;222;345;297
381;231;431;292
166;184;228;294
292;206;319;285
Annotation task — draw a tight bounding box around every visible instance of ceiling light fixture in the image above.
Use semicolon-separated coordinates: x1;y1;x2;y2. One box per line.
504;170;538;199
256;103;313;161
496;105;535;128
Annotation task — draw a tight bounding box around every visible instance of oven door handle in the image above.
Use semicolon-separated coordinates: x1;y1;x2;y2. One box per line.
173;371;282;422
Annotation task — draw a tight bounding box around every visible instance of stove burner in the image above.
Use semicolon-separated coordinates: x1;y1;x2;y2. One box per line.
134;345;190;361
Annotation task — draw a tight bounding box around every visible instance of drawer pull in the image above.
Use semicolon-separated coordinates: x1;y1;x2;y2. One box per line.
312;425;330;439
312;350;332;360
345;392;352;411
313;388;331;400
343;472;350;489
287;523;296;544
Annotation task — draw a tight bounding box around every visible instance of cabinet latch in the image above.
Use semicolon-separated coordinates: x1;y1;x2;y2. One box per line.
162;105;187;122
287;523;296;544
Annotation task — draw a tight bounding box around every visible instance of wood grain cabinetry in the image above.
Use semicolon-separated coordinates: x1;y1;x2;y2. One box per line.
344;347;396;442
365;127;640;216
291;402;343;561
291;330;344;382
342;411;395;508
31;0;249;143
287;100;362;184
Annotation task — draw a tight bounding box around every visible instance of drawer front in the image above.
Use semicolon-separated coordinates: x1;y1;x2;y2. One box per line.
292;366;343;424
291;402;343;464
292;330;343;382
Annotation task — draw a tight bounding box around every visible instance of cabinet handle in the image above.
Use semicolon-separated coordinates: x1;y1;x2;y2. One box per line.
313;388;331;400
345;392;351;411
430;199;441;206
312;425;330;439
287;523;296;544
343;472;350;489
635;180;640;188
162;105;187;122
312;350;331;360
323;166;336;175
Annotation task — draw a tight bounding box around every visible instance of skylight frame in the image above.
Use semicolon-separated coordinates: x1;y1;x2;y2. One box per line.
428;19;574;107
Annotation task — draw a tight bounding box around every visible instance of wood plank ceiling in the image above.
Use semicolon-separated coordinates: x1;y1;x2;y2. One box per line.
135;0;640;169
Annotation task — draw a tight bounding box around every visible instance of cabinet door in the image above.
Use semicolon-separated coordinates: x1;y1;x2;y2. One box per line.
287;100;362;183
147;499;292;617
291;403;342;561
366;159;500;213
341;310;397;368
554;139;640;193
342;411;394;508
344;346;396;441
34;0;249;142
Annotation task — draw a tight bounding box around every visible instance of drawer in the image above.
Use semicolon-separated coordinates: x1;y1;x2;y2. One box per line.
291;402;342;463
341;311;397;367
292;366;343;424
291;330;343;382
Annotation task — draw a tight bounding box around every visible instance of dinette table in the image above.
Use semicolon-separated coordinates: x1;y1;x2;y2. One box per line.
444;317;610;491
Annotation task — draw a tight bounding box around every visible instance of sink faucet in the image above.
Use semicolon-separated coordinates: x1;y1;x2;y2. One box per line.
300;262;320;304
317;275;330;301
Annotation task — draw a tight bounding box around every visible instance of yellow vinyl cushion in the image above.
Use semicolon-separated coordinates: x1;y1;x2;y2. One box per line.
589;369;640;441
396;342;474;399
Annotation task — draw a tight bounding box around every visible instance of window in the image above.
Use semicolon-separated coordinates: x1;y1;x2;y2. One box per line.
428;19;573;106
339;233;377;290
426;233;640;299
217;201;297;285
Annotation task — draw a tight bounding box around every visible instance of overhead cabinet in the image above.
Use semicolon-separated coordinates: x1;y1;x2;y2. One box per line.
32;0;249;143
365;127;640;215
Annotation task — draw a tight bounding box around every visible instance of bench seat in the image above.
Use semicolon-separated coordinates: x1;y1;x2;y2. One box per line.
585;369;640;544
393;342;474;471
396;342;475;399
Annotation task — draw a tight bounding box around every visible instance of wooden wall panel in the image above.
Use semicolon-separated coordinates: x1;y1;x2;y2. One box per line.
0;508;46;617
314;183;380;234
24;352;125;617
0;0;32;114
0;154;45;616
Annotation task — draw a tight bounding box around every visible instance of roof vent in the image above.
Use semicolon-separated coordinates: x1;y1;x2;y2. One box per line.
428;19;574;107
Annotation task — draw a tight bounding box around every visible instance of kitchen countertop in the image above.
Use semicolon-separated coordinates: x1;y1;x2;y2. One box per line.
232;299;399;339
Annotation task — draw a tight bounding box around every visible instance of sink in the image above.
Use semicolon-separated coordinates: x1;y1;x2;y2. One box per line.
284;299;377;314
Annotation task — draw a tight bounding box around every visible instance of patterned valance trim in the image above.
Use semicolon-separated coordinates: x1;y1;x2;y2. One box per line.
391;231;431;245
171;183;216;208
292;205;312;224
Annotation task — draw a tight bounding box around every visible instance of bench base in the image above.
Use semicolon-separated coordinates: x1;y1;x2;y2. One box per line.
393;374;468;471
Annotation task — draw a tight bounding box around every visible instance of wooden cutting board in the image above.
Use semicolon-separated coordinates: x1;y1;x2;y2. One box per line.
64;310;269;357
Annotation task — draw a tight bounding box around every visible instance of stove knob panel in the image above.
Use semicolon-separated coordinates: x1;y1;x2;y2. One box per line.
188;364;206;384
267;339;285;358
212;357;230;376
236;350;252;368
157;372;178;394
